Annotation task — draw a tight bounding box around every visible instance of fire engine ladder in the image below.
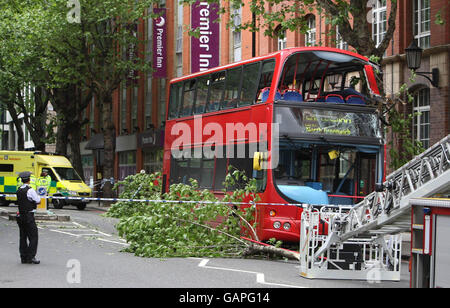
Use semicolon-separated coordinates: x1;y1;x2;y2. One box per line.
299;134;450;280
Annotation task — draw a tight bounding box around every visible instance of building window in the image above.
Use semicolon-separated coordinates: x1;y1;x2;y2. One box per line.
176;52;183;77
305;15;316;46
277;29;287;50
131;86;138;132
145;10;153;130
372;0;386;47
176;1;183;77
413;87;430;149
143;149;163;173
414;0;430;48
232;7;242;61
81;154;94;182
336;26;348;50
121;82;128;134
118;151;136;180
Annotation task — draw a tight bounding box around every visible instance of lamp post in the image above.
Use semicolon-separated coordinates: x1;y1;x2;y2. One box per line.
405;40;439;87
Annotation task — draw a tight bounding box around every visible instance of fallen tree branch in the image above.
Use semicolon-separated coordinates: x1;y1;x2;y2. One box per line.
243;243;300;261
174;217;249;246
175;217;299;260
241;237;300;260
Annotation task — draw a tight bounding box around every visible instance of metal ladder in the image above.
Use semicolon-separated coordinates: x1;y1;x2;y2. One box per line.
300;134;450;280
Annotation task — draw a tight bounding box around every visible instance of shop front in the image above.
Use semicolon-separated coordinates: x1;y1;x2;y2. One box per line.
138;129;164;174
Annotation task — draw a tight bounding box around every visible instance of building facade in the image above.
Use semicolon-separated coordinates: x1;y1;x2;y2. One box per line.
80;0;449;184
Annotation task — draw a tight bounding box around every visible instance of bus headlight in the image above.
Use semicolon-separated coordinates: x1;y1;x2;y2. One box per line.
283;222;291;230
269;210;276;217
273;221;281;229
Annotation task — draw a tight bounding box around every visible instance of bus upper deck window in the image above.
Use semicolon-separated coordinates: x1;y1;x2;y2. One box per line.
208;71;226;112
240;62;261;106
194;76;210;114
222;67;243;109
169;83;183;119
256;60;275;103
180;79;197;117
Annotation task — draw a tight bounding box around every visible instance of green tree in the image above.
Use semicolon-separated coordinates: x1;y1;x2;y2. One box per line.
37;0;158;195
0;1;54;151
1;0;161;182
182;0;397;60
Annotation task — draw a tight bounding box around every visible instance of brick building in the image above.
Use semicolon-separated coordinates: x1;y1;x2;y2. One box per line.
80;0;449;183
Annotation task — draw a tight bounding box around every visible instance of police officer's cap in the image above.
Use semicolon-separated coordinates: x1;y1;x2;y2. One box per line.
19;171;32;180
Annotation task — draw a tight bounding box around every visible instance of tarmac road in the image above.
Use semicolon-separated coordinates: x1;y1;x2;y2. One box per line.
0;203;410;290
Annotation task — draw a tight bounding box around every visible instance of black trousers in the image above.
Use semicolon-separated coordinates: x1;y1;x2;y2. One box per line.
17;212;38;261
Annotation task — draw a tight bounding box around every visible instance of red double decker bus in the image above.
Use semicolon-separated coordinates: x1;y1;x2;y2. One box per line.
162;47;384;242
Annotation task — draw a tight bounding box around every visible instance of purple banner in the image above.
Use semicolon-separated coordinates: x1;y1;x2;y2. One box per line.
153;8;167;78
191;1;220;73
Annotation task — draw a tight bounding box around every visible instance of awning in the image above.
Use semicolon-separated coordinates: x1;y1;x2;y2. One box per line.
85;134;104;150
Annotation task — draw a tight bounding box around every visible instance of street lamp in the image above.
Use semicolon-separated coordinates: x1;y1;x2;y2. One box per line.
405;40;439;87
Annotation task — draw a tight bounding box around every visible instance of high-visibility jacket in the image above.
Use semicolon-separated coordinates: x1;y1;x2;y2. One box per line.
36;175;51;192
17;175;37;191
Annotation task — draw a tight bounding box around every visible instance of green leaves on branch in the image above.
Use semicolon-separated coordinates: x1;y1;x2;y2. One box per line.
387;77;425;170
107;168;260;258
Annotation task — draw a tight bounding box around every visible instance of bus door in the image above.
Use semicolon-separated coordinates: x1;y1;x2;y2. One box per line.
323;149;377;205
356;153;377;198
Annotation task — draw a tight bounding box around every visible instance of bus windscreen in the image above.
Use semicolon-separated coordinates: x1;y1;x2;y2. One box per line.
276;105;381;140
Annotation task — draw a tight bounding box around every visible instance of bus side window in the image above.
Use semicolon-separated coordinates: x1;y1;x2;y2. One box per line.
208;71;226;112
169;82;183;119
189;157;202;184
213;146;227;190
240;62;261;106
222;66;242;110
180;79;197;117
194;75;210;115
170;156;189;185
256;59;276;103
227;143;255;190
199;159;214;189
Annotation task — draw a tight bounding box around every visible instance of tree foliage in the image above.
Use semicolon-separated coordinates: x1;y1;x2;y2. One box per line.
106;169;264;258
0;0;160;180
182;0;397;60
0;1;55;150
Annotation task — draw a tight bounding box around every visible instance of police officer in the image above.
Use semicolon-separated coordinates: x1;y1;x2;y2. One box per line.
16;171;41;264
37;169;51;193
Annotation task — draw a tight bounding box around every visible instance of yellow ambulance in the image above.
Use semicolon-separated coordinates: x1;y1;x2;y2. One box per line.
0;151;92;210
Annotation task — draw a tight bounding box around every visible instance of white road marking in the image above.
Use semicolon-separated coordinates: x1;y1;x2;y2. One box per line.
196;258;305;288
42;221;127;246
97;237;129;246
2;213;128;247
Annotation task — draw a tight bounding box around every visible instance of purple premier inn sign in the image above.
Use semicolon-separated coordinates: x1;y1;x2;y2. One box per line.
191;1;220;73
153;8;167;78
